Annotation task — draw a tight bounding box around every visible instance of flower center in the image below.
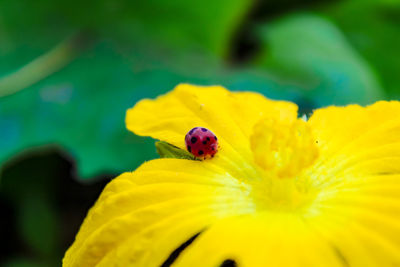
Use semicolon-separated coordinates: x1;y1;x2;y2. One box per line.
250;116;319;179
250;116;320;211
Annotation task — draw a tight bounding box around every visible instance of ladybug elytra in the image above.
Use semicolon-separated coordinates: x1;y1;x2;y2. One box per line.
185;127;218;159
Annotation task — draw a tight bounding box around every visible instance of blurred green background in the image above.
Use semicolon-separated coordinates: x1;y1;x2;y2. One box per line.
0;0;399;266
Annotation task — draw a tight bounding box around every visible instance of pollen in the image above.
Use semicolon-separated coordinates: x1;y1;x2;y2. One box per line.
250;116;319;179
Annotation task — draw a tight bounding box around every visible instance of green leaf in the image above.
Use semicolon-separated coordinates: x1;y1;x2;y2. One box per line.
155;141;198;160
254;13;385;106
0;42;158;179
0;33;89;97
110;0;254;58
0;0;254;59
323;1;400;98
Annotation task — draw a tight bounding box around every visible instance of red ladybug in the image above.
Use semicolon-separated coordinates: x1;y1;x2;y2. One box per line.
185;127;218;159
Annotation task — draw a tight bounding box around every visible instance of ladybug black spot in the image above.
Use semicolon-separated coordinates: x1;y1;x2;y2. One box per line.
198;150;204;155
201;128;208;132
189;127;197;135
214;135;218;140
187;146;191;152
191;137;197;144
206;137;210;141
202;140;207;145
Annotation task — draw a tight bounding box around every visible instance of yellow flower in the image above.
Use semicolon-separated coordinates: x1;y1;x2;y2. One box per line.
63;84;400;267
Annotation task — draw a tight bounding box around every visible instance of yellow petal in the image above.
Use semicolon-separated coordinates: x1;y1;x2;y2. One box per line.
301;101;400;265
126;84;298;182
173;214;345;267
63;159;255;267
308;101;400;183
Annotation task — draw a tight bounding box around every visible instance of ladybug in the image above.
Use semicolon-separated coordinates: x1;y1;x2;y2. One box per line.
185;127;218;159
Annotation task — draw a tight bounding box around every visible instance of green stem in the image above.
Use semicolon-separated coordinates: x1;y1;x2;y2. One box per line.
0;32;92;97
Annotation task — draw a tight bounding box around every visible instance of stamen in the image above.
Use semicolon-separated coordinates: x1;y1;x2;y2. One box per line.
250;116;319;179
